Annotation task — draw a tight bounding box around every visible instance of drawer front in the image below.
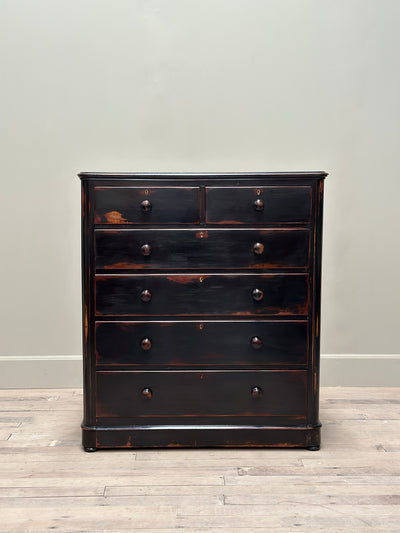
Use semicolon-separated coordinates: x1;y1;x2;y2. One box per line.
94;187;200;225
95;229;310;270
95;321;308;367
95;370;308;424
95;274;309;317
206;186;312;224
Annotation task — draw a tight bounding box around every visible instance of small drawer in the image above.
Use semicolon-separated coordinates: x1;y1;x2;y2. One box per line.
95;370;308;425
206;186;312;224
94;187;200;225
95;228;310;271
95;320;309;367
95;274;309;317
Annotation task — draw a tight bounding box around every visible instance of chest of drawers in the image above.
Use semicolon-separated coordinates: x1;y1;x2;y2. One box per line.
79;172;326;451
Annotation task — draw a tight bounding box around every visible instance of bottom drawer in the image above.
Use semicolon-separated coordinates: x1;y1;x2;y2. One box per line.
95;370;308;425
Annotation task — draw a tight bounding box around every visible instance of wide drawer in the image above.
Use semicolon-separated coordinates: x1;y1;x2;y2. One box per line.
206;186;312;224
95;370;308;425
95;229;310;270
95;274;309;317
94;187;200;225
95;320;308;367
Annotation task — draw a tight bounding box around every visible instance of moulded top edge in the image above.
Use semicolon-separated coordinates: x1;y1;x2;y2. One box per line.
78;171;328;180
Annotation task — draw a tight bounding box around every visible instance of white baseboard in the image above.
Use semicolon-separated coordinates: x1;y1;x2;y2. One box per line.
320;354;400;386
0;354;399;389
0;355;82;389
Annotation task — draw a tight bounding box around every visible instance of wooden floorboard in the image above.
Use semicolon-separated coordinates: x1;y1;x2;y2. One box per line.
0;387;399;532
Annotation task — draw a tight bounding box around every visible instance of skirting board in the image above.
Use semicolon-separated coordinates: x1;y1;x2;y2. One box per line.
0;354;399;389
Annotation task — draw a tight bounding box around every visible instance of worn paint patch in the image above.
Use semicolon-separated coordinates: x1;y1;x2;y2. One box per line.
166;275;199;285
104;211;128;224
104;262;142;269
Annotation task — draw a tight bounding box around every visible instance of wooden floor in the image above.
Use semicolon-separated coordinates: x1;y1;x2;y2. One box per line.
0;388;399;532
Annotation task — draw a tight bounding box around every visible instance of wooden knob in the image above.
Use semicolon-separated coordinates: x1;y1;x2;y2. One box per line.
251;336;262;349
141;244;152;256
140;289;152;302
140;338;152;351
254;198;264;211
141;199;152;212
141;388;152;399
253;242;264;255
251;386;263;398
252;288;263;301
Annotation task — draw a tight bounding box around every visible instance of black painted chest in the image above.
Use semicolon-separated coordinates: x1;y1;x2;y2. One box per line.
79;172;326;450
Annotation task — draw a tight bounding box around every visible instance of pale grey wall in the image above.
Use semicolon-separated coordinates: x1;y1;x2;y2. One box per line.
1;1;399;367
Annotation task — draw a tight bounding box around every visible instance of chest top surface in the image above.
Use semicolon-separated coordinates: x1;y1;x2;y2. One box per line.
79;171;327;179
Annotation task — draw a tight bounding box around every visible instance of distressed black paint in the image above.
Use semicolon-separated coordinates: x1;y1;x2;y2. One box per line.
95;274;310;317
206;186;312;224
95;320;309;367
79;172;326;450
95;370;308;423
94;186;200;225
95;228;310;271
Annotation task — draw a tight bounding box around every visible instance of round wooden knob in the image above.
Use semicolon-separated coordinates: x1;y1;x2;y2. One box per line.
140;289;152;302
141;244;152;256
251;386;263;398
252;288;264;301
141;388;152;399
141;199;152;212
254;198;264;211
140;338;152;351
251;336;262;349
253;242;264;255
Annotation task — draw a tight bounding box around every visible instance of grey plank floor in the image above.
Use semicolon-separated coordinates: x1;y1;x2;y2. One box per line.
0;387;399;532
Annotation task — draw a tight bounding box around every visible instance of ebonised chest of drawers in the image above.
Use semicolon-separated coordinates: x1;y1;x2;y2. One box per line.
79;172;326;451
